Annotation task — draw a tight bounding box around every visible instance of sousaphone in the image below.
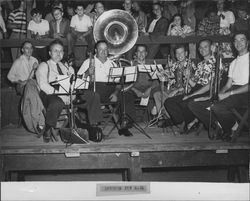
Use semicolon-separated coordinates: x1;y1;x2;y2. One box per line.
93;9;138;55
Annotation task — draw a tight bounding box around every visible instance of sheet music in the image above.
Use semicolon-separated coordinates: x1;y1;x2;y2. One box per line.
140;96;149;106
124;66;137;82
75;77;89;89
109;67;123;83
53;75;89;94
138;64;151;72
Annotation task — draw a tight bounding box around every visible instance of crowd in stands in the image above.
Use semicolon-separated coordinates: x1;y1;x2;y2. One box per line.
0;0;249;63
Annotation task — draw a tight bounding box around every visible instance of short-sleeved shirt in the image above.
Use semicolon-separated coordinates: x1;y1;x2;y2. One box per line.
27;19;49;35
8;9;26;34
218;10;235;35
70;14;92;32
228;52;249;86
7;55;38;82
170;25;192;36
197;18;220;35
193;56;216;86
78;56;117;82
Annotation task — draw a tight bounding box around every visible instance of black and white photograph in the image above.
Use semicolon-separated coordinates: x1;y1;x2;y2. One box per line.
0;0;249;200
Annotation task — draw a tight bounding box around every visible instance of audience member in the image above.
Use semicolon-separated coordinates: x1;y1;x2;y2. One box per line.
132;1;147;35
91;2;105;25
146;3;169;59
197;9;220;36
7;41;38;95
45;0;63;23
65;1;75;20
123;0;132;14
27;8;49;62
232;4;249;33
68;3;94;66
7;0;26;60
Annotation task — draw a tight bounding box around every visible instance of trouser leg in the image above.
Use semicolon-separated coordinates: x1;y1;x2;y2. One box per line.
153;91;168;114
211;93;248;133
120;90;136;121
40;92;65;128
79;90;102;125
188;100;212;129
164;95;185;124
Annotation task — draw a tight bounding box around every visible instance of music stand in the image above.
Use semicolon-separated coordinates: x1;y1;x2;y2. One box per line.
105;60;151;139
144;63;176;135
54;75;89;145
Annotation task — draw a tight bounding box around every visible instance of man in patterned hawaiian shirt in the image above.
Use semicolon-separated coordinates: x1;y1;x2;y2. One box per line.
163;39;216;133
152;44;196;125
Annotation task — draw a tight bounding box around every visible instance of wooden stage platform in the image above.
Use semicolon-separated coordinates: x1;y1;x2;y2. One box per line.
1;124;249;182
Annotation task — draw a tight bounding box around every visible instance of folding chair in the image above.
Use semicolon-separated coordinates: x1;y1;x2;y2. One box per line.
231;107;249;141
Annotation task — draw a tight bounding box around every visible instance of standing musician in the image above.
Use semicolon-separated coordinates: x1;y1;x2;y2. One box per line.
36;39;75;143
164;39;216;133
77;40;120;127
188;32;249;141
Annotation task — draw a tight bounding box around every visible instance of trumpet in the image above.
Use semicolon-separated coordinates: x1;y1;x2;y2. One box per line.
85;52;96;92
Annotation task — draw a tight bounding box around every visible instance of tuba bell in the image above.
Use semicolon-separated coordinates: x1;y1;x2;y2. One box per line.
93;9;138;55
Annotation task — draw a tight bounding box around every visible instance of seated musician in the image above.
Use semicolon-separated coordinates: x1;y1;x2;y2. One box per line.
188;32;249;141
77;40;119;128
120;44;159;136
7;41;38;95
152;44;196;127
36;39;75;143
164;39;216;133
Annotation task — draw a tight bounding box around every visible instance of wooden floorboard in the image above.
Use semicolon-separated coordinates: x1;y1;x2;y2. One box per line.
1;123;249;154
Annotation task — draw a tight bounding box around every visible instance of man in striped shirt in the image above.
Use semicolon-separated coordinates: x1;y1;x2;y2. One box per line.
7;0;27;60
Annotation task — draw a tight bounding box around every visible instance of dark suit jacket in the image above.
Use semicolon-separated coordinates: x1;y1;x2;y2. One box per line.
49;18;70;38
147;16;169;37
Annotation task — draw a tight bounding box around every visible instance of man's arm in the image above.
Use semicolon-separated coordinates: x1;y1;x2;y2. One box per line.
218;84;249;101
220;77;233;93
36;62;56;94
183;84;210;100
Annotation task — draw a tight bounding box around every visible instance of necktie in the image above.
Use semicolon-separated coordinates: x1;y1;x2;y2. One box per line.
57;63;63;75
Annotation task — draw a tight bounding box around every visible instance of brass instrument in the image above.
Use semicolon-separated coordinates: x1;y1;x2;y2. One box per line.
89;52;96;92
93;9;138;55
184;56;192;94
211;46;222;101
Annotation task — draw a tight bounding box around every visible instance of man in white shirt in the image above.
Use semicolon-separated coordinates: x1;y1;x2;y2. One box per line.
7;41;38;95
189;32;249;141
36;39;75;143
77;41;122;133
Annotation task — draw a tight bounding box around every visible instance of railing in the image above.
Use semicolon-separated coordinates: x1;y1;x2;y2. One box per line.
0;35;232;48
0;34;233;70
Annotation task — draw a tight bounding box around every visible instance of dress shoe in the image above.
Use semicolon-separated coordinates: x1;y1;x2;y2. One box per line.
187;121;200;134
43;128;52;143
158;118;173;128
118;128;133;137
